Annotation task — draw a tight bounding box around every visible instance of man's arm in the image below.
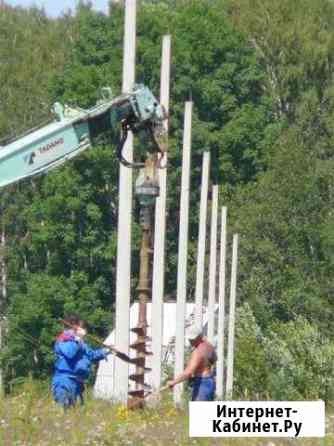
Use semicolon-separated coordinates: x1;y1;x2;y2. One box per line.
83;343;109;362
167;349;202;388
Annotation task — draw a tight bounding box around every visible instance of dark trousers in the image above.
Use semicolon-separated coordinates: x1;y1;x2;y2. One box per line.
190;376;216;401
52;375;84;409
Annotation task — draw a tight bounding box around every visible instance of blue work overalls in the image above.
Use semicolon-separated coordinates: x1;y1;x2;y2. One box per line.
52;333;107;408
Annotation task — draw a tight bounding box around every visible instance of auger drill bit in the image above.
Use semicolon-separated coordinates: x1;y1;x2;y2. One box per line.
128;320;152;409
128;157;159;409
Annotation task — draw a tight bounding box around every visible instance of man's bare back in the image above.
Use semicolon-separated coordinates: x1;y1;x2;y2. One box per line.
187;338;216;378
191;338;216;377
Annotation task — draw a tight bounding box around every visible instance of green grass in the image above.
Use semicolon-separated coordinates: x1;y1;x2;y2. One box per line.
0;380;332;446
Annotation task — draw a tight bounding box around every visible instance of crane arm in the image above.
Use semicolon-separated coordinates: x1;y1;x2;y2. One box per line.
0;84;167;189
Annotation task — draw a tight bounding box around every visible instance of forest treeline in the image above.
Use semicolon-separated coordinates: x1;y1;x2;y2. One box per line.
0;0;334;400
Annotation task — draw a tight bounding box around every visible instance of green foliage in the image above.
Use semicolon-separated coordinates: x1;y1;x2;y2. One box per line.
234;305;334;401
0;5;72;138
263;317;334;401
234;303;268;398
228;87;334;334
3;271;112;382
51;3;123;108
2;385;331;445
227;0;334;119
1;0;334;402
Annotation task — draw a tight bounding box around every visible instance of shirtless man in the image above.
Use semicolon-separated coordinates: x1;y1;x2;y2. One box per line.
167;325;217;401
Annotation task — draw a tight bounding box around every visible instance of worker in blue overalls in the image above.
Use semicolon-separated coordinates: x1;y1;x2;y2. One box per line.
52;314;110;409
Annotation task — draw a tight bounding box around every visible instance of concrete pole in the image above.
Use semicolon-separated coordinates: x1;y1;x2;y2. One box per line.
151;35;171;391
207;185;219;343
194;152;210;329
174;102;192;406
114;0;136;403
226;233;239;400
216;207;227;399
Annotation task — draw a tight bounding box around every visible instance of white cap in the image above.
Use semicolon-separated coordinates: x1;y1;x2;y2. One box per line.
187;325;203;341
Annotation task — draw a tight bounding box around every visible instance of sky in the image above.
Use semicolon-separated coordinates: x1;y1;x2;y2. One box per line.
6;0;110;17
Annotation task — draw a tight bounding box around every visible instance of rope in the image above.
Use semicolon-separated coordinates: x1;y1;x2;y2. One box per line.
59;319;135;364
0;312;135;365
0;312;45;350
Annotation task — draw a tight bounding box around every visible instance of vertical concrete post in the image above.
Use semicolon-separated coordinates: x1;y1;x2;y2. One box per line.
194;152;210;329
114;0;136;403
226;234;239;400
152;35;171;391
207;185;219;343
174;102;192;406
216;207;227;399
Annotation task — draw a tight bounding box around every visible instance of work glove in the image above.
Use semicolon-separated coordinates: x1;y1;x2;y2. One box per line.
102;347;113;358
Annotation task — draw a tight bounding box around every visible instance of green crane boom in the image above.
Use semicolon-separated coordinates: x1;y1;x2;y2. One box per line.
0;84;167;188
